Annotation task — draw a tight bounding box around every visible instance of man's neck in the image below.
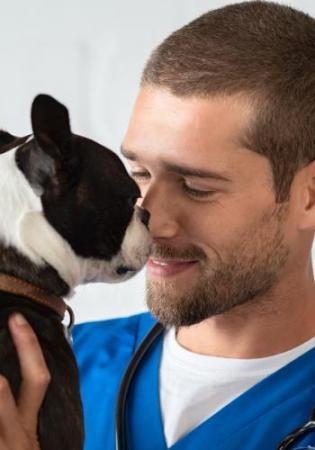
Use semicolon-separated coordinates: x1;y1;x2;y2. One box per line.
176;270;315;359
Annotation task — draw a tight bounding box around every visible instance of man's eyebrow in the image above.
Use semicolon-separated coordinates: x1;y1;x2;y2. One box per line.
120;146;231;182
162;162;231;182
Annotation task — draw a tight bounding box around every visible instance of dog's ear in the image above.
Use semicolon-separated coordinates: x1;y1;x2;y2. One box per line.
0;130;18;146
31;94;72;152
16;95;78;197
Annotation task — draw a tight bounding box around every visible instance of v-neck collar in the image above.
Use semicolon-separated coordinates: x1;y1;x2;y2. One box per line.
125;329;315;449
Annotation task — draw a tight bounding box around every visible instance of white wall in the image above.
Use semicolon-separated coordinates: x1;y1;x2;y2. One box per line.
1;0;314;323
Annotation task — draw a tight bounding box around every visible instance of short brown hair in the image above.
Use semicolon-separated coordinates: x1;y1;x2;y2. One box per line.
142;1;315;201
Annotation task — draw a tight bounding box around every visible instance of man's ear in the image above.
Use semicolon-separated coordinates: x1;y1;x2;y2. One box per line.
297;160;315;231
16;95;78;197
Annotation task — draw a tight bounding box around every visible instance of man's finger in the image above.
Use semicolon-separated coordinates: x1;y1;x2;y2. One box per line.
0;375;24;446
8;313;51;432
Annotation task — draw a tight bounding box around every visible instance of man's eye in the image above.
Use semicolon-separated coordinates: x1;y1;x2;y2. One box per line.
182;183;216;198
130;171;150;180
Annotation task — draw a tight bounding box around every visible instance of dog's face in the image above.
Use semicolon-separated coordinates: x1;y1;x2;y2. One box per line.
0;95;151;293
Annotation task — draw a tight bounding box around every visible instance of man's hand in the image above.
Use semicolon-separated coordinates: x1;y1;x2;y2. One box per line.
0;313;51;450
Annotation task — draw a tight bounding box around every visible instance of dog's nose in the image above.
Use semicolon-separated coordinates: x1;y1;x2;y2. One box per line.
138;207;150;227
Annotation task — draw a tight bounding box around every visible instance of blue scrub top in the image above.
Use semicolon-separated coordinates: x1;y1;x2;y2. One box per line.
73;312;315;449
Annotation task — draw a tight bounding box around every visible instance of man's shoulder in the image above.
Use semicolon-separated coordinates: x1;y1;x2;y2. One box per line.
72;311;158;358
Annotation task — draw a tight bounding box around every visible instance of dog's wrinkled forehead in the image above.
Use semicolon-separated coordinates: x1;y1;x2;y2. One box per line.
72;135;140;200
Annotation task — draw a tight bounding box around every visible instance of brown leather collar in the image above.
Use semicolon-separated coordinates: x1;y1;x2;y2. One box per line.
0;273;67;318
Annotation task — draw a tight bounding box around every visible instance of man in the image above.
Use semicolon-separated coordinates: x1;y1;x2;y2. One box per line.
1;1;315;449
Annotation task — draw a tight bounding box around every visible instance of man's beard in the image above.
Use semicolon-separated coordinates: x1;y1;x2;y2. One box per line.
146;204;289;327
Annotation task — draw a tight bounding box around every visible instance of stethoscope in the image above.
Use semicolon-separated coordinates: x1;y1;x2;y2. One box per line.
115;322;164;450
277;413;315;449
115;322;315;450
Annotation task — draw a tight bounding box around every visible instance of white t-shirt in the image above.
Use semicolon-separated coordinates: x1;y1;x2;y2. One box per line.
159;327;315;447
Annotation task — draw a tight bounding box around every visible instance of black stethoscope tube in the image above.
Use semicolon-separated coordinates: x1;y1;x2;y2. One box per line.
115;322;164;450
277;408;315;449
115;322;315;450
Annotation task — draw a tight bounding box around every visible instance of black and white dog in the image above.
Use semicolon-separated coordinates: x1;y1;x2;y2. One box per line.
0;95;151;450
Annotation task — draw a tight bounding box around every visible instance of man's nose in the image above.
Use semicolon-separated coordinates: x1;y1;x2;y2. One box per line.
139;183;179;238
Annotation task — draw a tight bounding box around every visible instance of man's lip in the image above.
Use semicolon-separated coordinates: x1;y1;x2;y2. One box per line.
147;258;198;277
149;258;198;264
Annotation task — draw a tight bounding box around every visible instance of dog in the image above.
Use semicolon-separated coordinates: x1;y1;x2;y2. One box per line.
0;94;151;449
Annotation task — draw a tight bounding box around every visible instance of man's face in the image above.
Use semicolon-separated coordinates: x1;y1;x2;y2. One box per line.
122;87;290;327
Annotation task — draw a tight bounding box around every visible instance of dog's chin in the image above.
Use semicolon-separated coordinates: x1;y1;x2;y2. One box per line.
106;265;139;283
79;245;151;286
83;263;142;284
78;241;151;285
116;265;138;279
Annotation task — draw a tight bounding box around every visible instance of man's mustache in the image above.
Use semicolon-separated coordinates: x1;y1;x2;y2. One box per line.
150;243;207;261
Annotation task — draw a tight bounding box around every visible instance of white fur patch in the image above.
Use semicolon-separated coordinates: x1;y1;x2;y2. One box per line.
115;209;152;271
0;145;43;264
